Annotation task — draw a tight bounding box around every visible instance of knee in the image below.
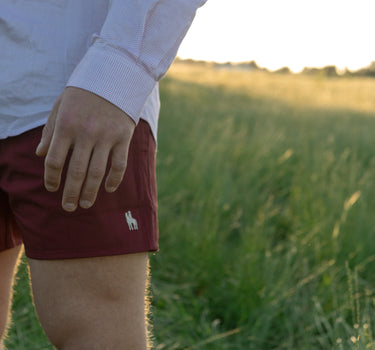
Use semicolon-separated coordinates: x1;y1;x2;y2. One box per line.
38;310;97;350
35;303;81;349
36;298;148;350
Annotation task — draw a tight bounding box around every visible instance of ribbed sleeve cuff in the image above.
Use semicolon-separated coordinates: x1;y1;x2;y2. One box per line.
66;44;156;123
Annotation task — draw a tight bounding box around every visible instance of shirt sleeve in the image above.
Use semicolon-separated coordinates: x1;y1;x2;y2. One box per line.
66;0;207;123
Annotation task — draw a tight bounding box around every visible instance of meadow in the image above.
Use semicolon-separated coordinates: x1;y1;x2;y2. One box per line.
5;62;375;349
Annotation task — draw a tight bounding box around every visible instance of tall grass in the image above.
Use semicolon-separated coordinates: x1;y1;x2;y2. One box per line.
6;63;375;349
152;64;375;349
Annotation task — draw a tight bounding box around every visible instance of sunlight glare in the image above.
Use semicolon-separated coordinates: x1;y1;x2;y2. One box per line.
178;0;375;72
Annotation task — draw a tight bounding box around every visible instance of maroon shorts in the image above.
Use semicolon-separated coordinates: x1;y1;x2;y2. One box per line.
0;120;158;259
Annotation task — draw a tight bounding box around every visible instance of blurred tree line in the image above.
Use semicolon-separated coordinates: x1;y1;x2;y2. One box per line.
175;57;375;78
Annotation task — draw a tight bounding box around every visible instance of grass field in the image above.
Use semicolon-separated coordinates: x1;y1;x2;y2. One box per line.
5;62;375;349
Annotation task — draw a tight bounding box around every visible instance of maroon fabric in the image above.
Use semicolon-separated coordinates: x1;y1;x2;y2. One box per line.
0;120;158;259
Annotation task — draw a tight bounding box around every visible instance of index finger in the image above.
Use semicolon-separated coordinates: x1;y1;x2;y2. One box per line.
44;135;71;192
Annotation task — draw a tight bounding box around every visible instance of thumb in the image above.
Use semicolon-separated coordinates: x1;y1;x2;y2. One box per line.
36;94;62;156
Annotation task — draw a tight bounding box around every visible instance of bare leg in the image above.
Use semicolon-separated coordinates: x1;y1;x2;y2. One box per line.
0;245;22;348
28;252;150;350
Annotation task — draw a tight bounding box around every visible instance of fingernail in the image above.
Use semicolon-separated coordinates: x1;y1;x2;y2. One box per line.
45;184;57;192
35;142;43;155
107;186;117;193
79;200;92;209
63;203;76;212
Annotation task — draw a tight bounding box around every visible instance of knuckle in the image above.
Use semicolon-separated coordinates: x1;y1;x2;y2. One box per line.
41;124;51;138
45;174;58;185
89;166;105;180
64;192;78;202
108;172;123;186
81;188;97;202
45;156;63;171
57;114;76;132
81;118;98;134
75;117;101;140
111;159;127;173
69;166;86;181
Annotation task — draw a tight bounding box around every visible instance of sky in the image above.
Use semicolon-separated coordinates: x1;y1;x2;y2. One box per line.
177;0;375;73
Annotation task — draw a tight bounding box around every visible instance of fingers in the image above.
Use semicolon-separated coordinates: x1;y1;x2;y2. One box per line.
43;136;71;193
36;94;62;157
62;143;128;212
61;143;92;212
36;111;57;157
37;88;136;212
79;147;110;209
105;143;129;193
41;125;130;213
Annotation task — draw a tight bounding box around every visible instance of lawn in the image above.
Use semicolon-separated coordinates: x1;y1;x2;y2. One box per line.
5;62;375;349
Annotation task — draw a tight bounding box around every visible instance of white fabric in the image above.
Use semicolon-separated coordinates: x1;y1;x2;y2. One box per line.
0;0;206;140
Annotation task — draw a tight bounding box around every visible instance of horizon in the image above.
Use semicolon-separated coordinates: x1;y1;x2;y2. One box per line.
177;0;375;73
175;56;375;74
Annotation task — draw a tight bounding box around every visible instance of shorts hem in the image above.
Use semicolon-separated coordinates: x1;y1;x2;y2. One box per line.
24;245;159;260
1;241;23;253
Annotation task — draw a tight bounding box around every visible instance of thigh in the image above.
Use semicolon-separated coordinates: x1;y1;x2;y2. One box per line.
28;252;150;350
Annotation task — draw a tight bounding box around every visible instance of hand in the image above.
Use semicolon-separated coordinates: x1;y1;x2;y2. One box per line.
36;87;136;212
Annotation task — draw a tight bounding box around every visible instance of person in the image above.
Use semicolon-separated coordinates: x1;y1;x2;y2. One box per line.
0;1;206;349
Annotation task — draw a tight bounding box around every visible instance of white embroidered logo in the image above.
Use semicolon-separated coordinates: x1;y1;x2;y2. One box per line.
125;211;138;231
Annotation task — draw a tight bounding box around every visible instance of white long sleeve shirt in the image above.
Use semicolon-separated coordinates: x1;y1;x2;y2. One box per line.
0;0;206;140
